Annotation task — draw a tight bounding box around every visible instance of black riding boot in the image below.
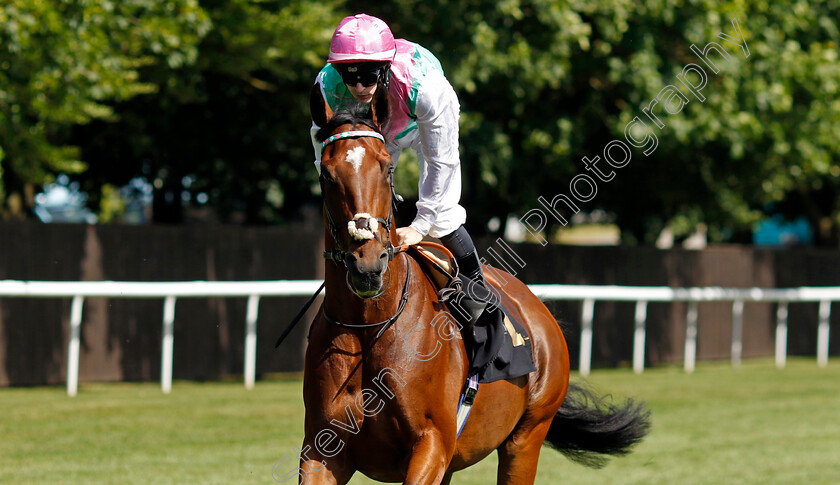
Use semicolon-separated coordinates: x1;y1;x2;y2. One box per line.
439;226;495;331
455;250;486;288
439;226;486;287
440;226;504;378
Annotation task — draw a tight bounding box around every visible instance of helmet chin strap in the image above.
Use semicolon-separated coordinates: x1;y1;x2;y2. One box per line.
381;64;391;89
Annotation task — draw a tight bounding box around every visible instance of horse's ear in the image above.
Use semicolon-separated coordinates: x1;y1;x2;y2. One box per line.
370;83;390;130
310;83;333;128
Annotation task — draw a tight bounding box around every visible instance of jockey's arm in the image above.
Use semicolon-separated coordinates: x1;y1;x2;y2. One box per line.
310;121;323;175
410;69;463;238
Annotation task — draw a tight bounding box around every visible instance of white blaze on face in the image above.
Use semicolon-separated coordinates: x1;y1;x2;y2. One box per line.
345;146;365;173
347;213;379;241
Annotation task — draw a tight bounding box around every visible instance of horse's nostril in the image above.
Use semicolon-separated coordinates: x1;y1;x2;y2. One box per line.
379;250;389;261
344;253;357;267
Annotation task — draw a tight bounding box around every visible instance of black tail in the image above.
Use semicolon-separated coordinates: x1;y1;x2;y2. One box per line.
544;382;651;468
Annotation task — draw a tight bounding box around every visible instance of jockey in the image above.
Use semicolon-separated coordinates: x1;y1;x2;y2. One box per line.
310;13;487;288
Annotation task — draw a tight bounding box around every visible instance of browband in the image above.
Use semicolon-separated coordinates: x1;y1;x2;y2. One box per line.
321;131;385;153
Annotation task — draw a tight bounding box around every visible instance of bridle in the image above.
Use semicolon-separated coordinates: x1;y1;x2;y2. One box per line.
320;130;403;269
319;127;410;335
275;123;462;348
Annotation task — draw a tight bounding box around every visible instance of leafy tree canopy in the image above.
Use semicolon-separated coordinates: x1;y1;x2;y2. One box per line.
3;0;840;246
0;0;210;217
70;0;339;224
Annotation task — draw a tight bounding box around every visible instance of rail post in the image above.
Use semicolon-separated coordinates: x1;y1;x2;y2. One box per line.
775;301;789;369
817;300;831;367
67;296;85;397
244;295;260;390
161;296;177;394
684;301;699;373
731;300;744;368
633;300;648;374
579;299;595;376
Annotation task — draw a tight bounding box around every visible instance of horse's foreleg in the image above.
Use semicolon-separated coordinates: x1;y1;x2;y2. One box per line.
403;430;452;485
297;457;353;485
496;420;553;485
294;440;354;485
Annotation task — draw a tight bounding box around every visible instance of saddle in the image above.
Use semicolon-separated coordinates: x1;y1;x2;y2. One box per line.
408;242;536;383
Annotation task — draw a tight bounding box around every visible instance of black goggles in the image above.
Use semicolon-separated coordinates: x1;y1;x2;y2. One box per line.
338;65;386;87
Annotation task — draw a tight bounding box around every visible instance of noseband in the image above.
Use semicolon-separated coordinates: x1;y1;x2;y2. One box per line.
320;130;403;268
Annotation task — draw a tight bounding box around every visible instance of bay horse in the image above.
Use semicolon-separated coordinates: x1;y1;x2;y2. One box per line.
298;84;650;484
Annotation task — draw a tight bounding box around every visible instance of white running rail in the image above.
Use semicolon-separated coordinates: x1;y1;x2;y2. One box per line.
0;280;835;395
0;280;321;396
529;285;837;376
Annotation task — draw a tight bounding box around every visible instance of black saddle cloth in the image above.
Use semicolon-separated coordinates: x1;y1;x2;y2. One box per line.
450;276;537;383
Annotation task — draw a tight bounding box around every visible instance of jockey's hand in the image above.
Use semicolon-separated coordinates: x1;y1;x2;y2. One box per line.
396;226;423;246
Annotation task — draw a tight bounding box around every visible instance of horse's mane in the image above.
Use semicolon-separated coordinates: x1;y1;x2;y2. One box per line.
315;102;381;143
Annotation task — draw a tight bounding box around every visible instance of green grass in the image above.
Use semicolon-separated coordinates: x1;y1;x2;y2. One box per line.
2;359;839;484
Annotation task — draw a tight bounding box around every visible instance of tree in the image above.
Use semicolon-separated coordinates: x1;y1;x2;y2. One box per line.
0;0;210;218
347;0;840;245
11;0;840;246
71;0;341;224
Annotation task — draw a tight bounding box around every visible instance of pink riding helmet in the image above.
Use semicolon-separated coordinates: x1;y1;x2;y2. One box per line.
328;14;396;63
